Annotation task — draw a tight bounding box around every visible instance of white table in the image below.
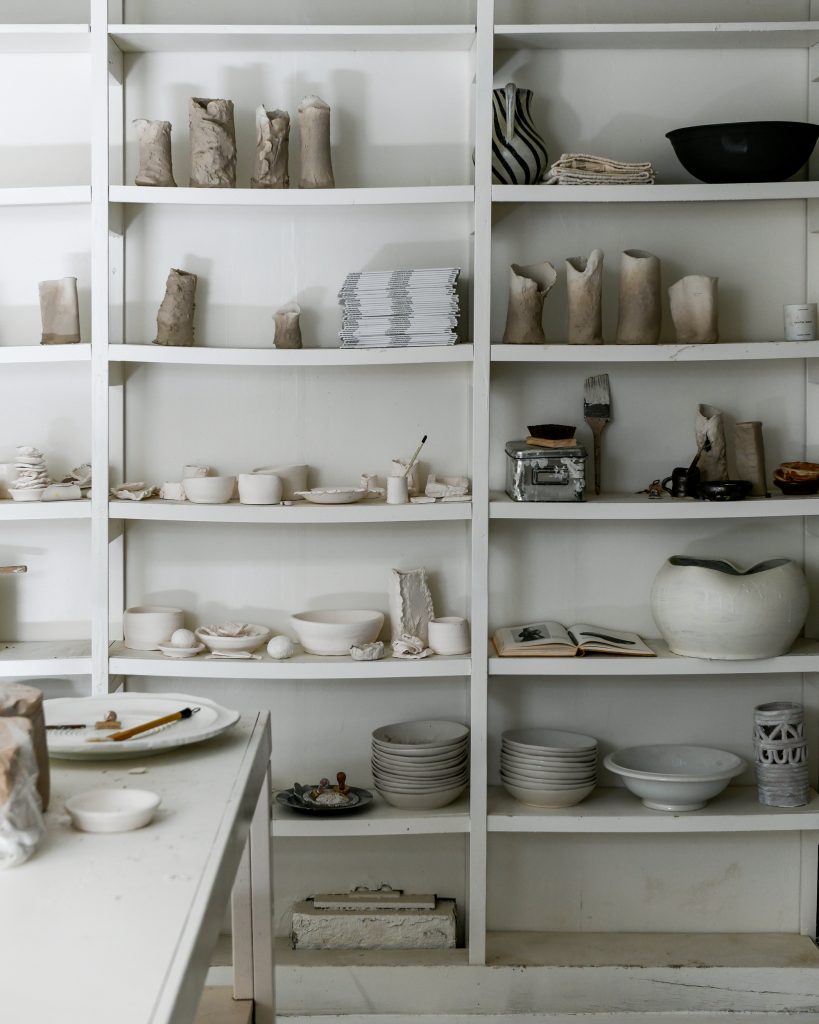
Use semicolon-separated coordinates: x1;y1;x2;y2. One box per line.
0;711;273;1024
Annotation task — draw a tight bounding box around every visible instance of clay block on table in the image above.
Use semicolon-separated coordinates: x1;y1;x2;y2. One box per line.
291;898;457;950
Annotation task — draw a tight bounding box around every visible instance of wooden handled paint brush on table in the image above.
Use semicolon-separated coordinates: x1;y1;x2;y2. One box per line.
86;707;199;743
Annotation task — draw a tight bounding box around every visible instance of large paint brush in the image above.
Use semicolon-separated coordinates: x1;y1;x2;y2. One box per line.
583;374;611;496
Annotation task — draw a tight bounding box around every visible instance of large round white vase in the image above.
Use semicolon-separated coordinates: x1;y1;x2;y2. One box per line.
650;556;809;660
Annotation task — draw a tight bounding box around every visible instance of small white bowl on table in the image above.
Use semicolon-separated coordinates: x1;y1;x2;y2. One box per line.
65;788;161;833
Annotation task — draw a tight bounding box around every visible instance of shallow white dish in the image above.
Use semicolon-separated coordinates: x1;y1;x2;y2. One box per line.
500;771;595;790
196;624;271;654
372;751;468;774
372;720;470;749
294;487;367;505
604;744;746;812
375;782;467;810
45;692;240;760
182;475;236;504
65;787;161;832
503;728;598;754
502;780;595;808
291;609;384;656
10;486;46;502
157;642;205;660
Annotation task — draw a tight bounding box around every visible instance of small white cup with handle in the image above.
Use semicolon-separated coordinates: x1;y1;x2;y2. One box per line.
428;616;470;656
238;473;283;505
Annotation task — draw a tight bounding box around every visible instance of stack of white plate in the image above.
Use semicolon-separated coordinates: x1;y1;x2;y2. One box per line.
371;719;469;810
501;728;598;808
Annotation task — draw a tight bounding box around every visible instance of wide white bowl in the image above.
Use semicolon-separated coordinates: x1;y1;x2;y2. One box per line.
124;606;185;651
65;787;161;832
501;748;597;765
183;475;236;504
375;783;467;810
196;624;271;654
501;764;596;784
503;728;598;753
253;464;308;499
291;609;384;656
502;780;595;808
372;720;470;749
371;771;469;792
373;751;468;774
605;745;746;811
500;771;595;790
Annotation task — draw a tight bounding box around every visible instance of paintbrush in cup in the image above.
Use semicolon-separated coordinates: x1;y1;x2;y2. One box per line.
583;374;611;496
402;435;428;479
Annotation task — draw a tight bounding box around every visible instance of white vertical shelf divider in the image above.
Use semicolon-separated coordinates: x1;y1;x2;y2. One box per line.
90;0;111;696
468;0;494;967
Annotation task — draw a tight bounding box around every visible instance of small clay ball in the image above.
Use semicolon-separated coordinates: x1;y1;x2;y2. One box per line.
171;628;196;648
267;635;294;660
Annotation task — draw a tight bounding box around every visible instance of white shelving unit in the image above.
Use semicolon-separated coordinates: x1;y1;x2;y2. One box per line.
5;0;819;1018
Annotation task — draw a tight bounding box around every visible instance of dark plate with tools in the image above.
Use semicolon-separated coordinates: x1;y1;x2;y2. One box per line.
275;785;374;815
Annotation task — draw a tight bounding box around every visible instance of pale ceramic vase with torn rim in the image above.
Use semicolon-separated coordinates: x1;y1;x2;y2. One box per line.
501;261;557;345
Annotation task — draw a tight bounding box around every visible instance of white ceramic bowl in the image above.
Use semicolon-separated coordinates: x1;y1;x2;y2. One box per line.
427;617;471;656
371;771;469;792
372;752;468;774
196;624;271;654
375;783;467;810
501;780;595;808
291;609;384;656
10;486;46;502
502;728;598;753
604;745;746;812
123;606;185;651
501;765;596;784
500;772;595;790
65;787;161;832
372;720;470;749
253;464;308;499
157;642;205;660
183;475;236;504
238;473;282;505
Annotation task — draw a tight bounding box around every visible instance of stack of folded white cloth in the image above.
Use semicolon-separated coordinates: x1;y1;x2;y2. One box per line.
545;153;655;185
338;267;460;349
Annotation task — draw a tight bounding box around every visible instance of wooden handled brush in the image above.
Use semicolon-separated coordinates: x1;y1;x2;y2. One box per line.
583;374;611;496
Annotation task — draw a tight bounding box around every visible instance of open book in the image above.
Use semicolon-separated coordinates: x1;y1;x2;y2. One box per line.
493;621;655;657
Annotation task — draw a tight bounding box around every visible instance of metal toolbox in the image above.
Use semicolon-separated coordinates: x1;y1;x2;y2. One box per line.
504;440;587;502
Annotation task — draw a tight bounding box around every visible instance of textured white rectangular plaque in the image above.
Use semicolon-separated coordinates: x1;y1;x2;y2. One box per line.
291;898;457;949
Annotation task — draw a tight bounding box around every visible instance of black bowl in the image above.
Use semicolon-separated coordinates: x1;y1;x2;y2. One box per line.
666;121;819;183
698;480;753;502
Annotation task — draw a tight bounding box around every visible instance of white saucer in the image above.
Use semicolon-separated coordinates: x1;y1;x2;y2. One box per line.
157;642;205;660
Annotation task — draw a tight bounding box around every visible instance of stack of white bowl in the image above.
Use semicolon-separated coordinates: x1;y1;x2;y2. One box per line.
371;720;469;810
501;728;598;808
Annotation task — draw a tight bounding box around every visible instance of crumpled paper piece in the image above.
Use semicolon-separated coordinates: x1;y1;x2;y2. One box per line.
110;482;158;501
64;463;91;489
392;633;433;660
425;474;470;499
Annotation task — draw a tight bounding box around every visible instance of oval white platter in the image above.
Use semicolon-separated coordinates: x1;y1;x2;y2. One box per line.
45;692;240;760
294;488;367;505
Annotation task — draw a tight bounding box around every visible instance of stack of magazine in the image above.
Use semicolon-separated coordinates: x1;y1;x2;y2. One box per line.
338;267;460;349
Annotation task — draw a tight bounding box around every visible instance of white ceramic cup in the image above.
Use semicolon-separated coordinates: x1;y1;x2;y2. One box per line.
123;606;185;651
183;464;210;478
253;464;308;499
387;475;409;504
784;303;817;341
428;616;470;656
238;473;283;505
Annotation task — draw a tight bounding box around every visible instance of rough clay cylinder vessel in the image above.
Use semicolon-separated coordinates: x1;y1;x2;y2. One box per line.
501;261;557;345
299;95;334;189
39;277;81;345
669;274;719;343
650;556;809;660
189;97;236;188
133;118;176;187
734;420;768;496
273;302;302;349
566;249;604;344
154;268;197;347
696;404;728;481
252;105;289;189
616;249;661;344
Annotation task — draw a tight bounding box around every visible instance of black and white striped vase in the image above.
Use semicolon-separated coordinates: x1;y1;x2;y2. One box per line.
492;82;549;185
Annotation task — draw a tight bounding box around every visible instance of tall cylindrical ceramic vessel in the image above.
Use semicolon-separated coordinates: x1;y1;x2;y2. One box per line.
616;249;661;344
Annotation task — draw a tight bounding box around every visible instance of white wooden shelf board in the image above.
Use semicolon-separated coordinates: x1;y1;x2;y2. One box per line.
273;791;470;836
109;25;476;53
110;185;474;207
488;637;819;676
109;643;471;679
490;492;819;520
109;498;471;524
0;499;91;521
0;186;91;207
0;24;90;53
487;786;819;833
494;22;819;50
0;344;91;364
493;182;819;203
485;931;819;969
491;341;819;363
0;639;91;677
108;343;473;367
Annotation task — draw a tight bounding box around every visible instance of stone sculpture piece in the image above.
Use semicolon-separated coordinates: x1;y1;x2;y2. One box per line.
189;97;236;188
252;105;290;188
154;268;197;347
134;119;176;187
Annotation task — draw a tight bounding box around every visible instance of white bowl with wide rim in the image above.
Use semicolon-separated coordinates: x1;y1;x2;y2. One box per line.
605;744;746;812
182;475;236;504
375;783;467;810
373;751;468;774
291;609;384;656
501;764;596;784
65;787;161;832
196;624;271;654
373;720;470;749
372;771;469;792
501;780;595;808
503;728;598;754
